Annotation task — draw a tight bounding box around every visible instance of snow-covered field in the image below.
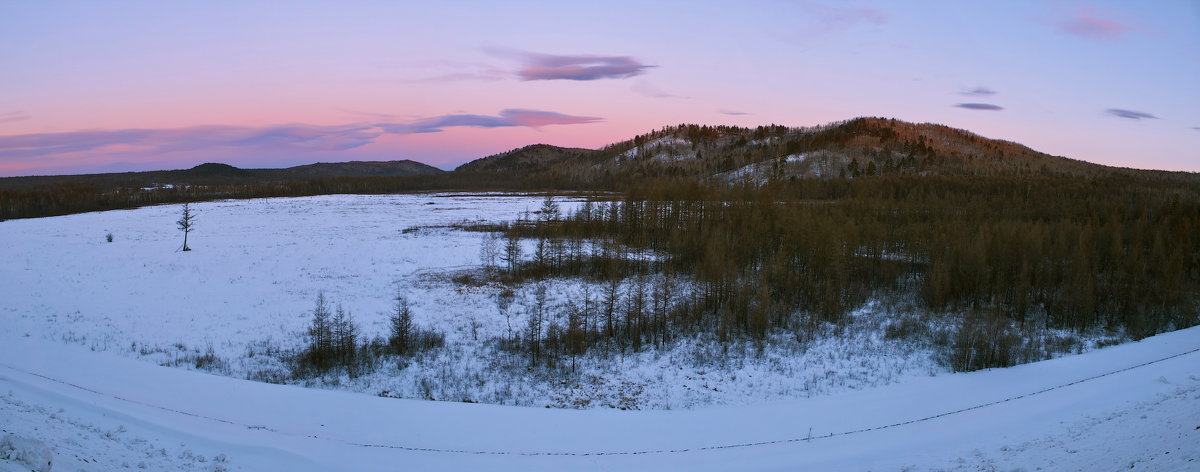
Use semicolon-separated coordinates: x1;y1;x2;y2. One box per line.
0;193;948;410
2;323;1197;471
2;193;1197;470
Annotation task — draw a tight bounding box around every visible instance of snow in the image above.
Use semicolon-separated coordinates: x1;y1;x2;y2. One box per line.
2;324;1197;470
0;434;52;472
784;153;811;165
2;193;1198;470
0;193;948;410
616;136;694;162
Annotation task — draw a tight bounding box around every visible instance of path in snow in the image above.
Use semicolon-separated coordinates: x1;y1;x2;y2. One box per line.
2;326;1197;471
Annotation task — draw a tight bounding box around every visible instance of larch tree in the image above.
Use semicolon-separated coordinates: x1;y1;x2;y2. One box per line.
389;293;414;355
177;202;196;251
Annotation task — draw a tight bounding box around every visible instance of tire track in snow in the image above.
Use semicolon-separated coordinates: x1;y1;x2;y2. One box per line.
3;345;1198;457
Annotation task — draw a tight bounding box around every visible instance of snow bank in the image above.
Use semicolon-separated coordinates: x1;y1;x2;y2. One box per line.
0;435;52;472
1;325;1196;470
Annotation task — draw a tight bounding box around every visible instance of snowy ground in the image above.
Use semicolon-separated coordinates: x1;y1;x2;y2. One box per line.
1;325;1196;471
0;193;950;410
1;193;1197;470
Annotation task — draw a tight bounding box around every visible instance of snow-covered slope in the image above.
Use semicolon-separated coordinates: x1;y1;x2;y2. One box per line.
2;326;1197;471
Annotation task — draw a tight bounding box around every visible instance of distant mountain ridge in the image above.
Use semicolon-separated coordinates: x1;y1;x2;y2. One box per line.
0;159;443;189
4;117;1197;192
3;117;1198;221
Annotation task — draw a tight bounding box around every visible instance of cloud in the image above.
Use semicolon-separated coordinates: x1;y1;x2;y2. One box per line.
1106;109;1157;120
1057;8;1131;39
785;1;888;35
961;87;996;97
381;109;602;134
0;111;31;124
0;109;603;163
954;103;1004;111
0;124;384;161
632;80;686;99
718;109;751;116
488;47;654;81
394;60;509;83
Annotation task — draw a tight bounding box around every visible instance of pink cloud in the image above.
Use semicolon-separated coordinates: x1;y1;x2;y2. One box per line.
0;109;603;174
380;109;602;134
487;48;655;81
786;1;888;35
1058;8;1131;39
0;111;31;124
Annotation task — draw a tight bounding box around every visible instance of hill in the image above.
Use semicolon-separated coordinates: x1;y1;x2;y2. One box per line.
454;144;599;173
277;160;444;178
4;117;1198;220
455;117;1197;185
0;160;443;190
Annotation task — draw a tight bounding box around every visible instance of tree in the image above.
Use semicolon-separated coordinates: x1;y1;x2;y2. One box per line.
177;202;196;251
389;293;414;355
479;232;500;273
538;196;561;222
332;305;358;371
502;228;523;273
527;282;548;365
305;292;334;372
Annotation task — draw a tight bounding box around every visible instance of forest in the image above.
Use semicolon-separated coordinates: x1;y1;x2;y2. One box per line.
483;175;1199;371
0;171;562;221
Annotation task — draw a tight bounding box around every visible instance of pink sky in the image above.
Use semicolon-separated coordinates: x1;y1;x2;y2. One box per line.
1;1;1197;176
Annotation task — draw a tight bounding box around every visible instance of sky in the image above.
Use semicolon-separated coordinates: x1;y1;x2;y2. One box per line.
1;0;1197;176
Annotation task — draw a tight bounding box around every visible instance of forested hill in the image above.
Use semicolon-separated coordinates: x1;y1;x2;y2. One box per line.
0;160;443;190
3;117;1198;220
454;117;1198;186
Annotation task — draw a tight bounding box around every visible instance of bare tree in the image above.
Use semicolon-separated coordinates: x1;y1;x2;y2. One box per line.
177;203;196;251
479;231;500;273
501;229;523;273
527;282;548;365
497;288;516;340
332;305;358;371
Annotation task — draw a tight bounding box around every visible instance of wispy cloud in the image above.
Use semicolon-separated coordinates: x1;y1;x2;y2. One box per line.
1106;109;1157;120
0;109;603;163
954;103;1004;111
380;109;602;134
336;108;403;121
1057;7;1131;39
960;87;996;97
718;109;751;116
632;80;686;99
488;47;654;81
786;1;888;35
0;111;31;124
0;124;384;161
394;60;509;83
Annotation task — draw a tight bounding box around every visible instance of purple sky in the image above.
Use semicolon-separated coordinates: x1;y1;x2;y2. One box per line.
1;1;1198;176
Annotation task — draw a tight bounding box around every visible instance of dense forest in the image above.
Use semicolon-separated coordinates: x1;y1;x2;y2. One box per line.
487;175;1199;371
